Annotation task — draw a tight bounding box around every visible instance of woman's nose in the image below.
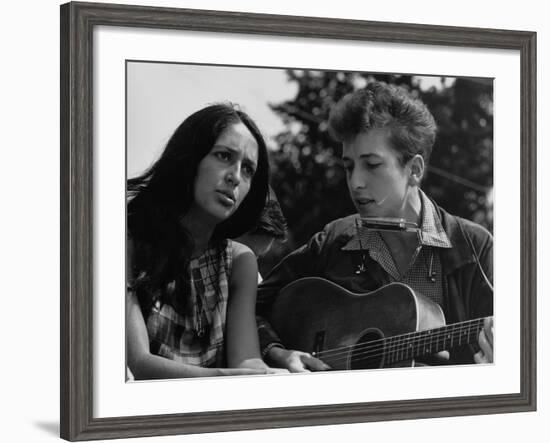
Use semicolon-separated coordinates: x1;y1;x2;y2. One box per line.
226;164;241;186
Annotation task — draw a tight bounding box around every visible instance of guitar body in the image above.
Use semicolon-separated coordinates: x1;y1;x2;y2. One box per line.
269;277;447;370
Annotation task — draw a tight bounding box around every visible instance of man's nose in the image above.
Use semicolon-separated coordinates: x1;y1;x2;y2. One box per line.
350;168;367;190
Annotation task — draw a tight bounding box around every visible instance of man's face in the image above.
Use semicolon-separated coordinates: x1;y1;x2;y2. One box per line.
342;127;413;219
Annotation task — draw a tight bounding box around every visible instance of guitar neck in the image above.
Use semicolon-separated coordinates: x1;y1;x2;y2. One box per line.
384;317;488;365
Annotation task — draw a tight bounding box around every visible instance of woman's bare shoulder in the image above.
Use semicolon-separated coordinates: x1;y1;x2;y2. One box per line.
228;240;257;286
230;239;255;260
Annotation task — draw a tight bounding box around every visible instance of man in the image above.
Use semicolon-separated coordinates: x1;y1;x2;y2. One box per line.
256;81;493;372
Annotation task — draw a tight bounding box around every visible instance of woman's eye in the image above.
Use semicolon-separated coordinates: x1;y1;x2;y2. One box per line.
242;164;255;179
215;151;231;161
366;163;382;169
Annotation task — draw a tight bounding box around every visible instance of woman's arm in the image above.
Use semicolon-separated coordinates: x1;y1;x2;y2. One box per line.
126;237;218;379
227;244;317;373
126;291;267;379
226;242;277;371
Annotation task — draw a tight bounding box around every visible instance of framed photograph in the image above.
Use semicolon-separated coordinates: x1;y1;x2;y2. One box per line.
60;1;536;441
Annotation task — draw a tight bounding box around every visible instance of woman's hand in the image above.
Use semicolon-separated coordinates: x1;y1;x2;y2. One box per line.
216;366;289;376
215;367;271;376
235;357;290;374
264;367;291;374
267;347;331;372
474;317;493;364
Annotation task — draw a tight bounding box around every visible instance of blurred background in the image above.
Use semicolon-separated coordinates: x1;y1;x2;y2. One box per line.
127;63;493;276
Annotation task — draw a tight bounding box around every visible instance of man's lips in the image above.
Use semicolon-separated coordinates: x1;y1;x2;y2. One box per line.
355;197;375;205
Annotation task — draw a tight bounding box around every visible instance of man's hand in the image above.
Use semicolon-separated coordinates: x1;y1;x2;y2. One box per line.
474;317;493;364
267;347;331;372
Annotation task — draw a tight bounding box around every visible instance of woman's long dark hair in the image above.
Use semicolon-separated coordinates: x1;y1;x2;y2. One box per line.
127;103;269;315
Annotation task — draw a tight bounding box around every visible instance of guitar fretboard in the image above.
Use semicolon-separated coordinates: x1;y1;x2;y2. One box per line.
384;318;486;365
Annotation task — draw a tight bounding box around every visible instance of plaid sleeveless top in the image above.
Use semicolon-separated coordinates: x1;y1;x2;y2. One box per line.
144;240;233;368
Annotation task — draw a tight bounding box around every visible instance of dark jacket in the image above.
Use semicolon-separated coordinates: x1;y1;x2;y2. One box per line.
256;204;493;365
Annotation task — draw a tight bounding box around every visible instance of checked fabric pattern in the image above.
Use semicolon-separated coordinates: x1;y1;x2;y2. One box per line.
145;240;233;368
342;191;452;306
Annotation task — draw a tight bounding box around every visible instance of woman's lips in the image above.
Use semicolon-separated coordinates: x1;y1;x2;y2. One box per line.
216;190;236;206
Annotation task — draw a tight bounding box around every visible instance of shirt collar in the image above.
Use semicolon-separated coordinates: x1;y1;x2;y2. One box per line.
418;190;453;248
341;189;452;251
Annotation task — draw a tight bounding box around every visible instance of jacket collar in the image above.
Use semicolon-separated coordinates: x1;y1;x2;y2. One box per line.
433;202;476;275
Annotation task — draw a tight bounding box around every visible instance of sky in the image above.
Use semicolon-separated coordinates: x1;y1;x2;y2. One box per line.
127;62;298;177
126;61;457;178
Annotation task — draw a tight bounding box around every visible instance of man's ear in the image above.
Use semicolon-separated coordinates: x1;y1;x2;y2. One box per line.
408;154;425;186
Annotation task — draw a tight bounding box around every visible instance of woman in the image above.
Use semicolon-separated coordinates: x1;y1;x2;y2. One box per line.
126;103;277;379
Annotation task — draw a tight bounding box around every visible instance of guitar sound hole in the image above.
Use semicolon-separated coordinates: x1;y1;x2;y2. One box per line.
350;329;385;370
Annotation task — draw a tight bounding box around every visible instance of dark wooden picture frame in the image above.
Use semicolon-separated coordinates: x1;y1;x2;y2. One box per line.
60;1;536;440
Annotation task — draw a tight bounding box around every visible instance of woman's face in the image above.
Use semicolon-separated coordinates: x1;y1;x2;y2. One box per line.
342;127;414;219
190;122;259;225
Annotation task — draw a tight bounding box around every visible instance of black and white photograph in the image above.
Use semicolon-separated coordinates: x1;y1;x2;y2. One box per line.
54;1;539;441
3;0;547;438
125;61;494;380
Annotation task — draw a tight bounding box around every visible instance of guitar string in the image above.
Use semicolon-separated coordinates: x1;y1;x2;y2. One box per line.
323;336;484;365
314;321;484;362
318;328;482;366
313;318;486;359
320;327;482;367
311;319;486;364
317;325;484;367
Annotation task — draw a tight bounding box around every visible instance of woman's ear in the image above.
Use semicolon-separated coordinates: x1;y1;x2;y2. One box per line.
408;154;425;186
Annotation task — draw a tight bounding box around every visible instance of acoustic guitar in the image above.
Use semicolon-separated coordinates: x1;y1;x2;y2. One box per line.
268;277;491;370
